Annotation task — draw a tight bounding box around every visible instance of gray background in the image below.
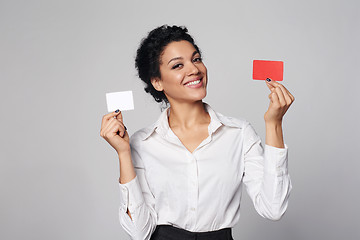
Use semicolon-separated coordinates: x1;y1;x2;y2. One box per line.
1;0;359;239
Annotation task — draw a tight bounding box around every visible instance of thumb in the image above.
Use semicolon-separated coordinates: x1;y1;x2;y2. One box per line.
265;78;275;91
115;109;124;123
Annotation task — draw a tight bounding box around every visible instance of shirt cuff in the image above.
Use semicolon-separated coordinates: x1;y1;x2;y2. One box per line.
264;144;289;175
119;175;145;214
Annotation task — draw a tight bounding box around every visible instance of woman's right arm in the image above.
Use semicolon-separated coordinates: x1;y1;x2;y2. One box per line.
118;150;136;219
100;110;158;240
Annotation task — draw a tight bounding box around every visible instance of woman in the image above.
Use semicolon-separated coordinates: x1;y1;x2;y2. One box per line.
100;25;294;240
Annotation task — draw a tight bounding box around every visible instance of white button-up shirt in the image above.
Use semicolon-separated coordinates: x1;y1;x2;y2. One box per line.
118;102;292;240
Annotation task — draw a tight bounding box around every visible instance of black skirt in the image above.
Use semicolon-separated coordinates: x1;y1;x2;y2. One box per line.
150;224;234;240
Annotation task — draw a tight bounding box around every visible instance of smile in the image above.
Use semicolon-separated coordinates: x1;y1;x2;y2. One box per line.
185;79;201;86
184;78;203;88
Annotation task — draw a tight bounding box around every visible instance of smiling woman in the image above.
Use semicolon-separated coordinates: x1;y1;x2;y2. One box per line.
135;25;204;105
99;25;294;240
151;40;208;105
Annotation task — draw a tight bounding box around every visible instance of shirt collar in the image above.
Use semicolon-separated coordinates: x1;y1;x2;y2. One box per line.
140;102;242;141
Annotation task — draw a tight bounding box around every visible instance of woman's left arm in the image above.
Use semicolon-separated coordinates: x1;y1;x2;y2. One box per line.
242;79;294;220
264;79;295;148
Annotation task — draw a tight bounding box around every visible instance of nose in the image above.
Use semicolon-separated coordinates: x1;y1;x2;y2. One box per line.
187;62;200;76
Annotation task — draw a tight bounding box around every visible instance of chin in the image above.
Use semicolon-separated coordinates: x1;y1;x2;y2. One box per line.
167;89;207;103
192;91;207;101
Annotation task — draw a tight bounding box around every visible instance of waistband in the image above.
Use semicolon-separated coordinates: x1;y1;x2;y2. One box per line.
150;224;233;240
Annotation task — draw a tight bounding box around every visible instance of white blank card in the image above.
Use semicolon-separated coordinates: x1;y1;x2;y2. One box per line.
106;91;134;112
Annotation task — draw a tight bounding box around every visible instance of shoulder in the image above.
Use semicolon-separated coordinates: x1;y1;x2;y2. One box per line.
129;125;154;146
212;109;249;129
129;112;161;146
209;105;259;141
215;111;261;151
204;102;249;129
130;106;170;143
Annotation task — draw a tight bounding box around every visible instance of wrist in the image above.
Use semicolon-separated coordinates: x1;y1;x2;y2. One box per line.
265;120;284;148
117;149;131;161
265;120;282;128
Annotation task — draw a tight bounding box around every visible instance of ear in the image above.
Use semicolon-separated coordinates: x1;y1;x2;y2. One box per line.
151;77;164;91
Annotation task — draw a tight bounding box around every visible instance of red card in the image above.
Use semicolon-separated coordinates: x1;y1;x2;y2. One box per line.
253;60;284;81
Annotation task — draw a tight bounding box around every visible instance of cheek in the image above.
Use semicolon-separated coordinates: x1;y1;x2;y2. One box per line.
203;65;208;73
163;72;183;86
199;64;207;75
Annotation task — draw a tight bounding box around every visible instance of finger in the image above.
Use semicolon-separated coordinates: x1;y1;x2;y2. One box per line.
266;81;275;91
265;78;280;88
113;114;127;131
287;90;295;102
101;110;121;128
276;84;292;105
269;90;280;107
108;121;126;138
108;117;126;132
274;87;286;106
115;110;123;123
101;118;119;138
268;92;274;103
102;118;126;138
277;83;295;104
265;79;275;91
268;81;295;104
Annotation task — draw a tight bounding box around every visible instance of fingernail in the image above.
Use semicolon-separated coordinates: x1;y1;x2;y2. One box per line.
115;109;119;113
266;78;272;82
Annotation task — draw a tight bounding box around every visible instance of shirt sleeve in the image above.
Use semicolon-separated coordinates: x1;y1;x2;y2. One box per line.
118;137;157;240
242;122;292;220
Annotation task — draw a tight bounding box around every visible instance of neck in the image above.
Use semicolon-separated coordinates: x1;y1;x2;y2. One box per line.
167;100;210;130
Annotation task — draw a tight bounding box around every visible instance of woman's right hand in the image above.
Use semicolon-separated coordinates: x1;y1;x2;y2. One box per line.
100;110;130;154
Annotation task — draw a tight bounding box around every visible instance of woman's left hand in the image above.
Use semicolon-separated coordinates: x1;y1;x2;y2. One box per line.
264;79;295;124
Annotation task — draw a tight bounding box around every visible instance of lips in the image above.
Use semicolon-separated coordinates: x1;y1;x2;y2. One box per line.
184;78;204;88
184;77;203;86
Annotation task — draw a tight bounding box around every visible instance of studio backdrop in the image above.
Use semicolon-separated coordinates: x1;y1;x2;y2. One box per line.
1;0;359;239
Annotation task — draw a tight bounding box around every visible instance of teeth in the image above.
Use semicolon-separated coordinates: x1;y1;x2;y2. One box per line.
185;80;201;86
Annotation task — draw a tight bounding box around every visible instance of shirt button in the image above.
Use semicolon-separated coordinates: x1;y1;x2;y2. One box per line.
190;207;196;211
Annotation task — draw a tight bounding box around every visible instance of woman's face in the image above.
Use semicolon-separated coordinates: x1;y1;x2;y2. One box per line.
151;40;208;104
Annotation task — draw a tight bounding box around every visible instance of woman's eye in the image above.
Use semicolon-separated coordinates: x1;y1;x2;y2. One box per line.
193;57;202;62
172;63;183;69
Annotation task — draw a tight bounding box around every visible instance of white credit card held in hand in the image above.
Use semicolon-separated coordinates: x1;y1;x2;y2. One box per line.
106;91;134;112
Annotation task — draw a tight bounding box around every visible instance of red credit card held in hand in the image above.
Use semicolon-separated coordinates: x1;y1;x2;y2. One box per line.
253;60;284;81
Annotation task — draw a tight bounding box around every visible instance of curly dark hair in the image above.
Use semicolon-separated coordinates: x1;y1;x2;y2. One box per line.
135;25;201;104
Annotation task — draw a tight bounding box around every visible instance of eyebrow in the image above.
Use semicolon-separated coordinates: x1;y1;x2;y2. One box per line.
167;51;199;65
